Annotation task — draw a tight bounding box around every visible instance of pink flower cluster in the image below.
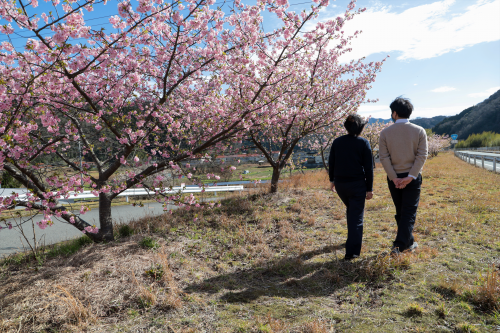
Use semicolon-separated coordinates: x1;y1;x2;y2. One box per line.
83;225;99;234
0;0;385;238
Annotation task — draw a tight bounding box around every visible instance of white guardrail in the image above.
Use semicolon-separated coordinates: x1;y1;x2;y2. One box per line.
0;185;244;207
455;151;500;173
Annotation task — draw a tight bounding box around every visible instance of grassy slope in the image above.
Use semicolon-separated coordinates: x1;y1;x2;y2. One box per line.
0;152;499;333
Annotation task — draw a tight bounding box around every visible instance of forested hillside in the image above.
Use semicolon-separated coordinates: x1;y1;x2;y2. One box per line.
432;89;500;139
368;116;447;128
368;118;391;124
411;116;447;128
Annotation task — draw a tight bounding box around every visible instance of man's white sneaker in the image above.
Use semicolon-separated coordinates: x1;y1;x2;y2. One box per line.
408;242;418;252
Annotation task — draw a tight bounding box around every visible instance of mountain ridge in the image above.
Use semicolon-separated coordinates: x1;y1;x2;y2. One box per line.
432;90;500;139
367;115;448;129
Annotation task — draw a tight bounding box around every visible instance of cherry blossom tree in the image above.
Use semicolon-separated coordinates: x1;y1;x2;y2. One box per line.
361;120;391;167
0;0;333;240
239;3;387;192
306;120;347;173
428;134;450;158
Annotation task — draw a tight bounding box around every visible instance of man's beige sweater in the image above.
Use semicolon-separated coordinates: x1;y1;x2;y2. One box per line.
379;122;428;181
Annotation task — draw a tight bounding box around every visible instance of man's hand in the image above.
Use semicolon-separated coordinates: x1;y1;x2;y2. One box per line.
366;191;373;200
392;178;402;188
330;182;336;192
396;176;413;189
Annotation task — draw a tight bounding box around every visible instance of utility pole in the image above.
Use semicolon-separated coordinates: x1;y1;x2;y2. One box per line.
78;139;83;188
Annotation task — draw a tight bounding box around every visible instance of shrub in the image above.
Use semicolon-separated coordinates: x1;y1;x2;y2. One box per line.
145;264;164;281
139;237;160;250
118;224;134;238
455;131;500;148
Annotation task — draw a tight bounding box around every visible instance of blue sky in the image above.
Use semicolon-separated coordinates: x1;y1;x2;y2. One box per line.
1;0;499;119
310;0;500;119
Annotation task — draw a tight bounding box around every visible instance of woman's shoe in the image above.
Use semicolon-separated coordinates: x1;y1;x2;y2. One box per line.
343;254;359;261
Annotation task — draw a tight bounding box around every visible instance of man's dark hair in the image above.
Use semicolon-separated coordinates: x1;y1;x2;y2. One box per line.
344;114;367;136
390;97;413;118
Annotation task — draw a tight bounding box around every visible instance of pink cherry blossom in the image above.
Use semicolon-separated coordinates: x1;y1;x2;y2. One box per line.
428;134;450;158
0;0;385;240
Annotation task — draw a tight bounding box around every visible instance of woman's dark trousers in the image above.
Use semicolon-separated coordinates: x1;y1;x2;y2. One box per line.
334;180;366;257
387;173;422;251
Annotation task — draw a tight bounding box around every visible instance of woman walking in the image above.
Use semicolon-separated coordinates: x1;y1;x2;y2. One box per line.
328;115;374;261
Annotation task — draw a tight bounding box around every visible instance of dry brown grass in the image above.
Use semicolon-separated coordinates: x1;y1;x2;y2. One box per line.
253;314;332;332
0;239;184;332
471;268;500;311
1;152;499;332
298;320;330;333
52;285;95;326
131;269;158;308
155;248;183;309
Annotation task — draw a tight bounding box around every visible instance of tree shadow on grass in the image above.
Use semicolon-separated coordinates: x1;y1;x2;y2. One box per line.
0;245;104;310
184;244;400;303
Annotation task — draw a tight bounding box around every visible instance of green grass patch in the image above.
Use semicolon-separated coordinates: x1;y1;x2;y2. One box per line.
145;264;164;281
118;224;135;238
46;235;93;257
139;236;160;250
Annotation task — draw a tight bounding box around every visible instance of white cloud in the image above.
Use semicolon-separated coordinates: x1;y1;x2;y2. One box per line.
431;86;456;92
323;0;500;61
468;86;500;98
358;104;389;113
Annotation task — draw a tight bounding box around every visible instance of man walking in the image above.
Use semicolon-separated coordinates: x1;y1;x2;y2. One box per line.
379;97;428;254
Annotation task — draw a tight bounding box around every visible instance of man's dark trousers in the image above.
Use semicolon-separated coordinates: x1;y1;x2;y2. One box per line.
334;180;366;257
387;172;422;251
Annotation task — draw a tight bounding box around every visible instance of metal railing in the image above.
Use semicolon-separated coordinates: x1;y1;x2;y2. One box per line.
0;185;244;208
455;151;500;173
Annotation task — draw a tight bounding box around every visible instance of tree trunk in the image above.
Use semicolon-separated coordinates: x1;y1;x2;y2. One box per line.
270;166;281;193
321;149;329;173
95;193;114;242
372;154;376;169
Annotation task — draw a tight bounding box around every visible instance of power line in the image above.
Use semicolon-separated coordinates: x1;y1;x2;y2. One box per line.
2;21;122;41
0;0;316;42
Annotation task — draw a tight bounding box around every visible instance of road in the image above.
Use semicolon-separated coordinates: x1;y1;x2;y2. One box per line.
0;183;256;257
0;202;174;257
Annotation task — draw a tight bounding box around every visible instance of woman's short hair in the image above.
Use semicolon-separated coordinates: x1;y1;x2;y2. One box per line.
390;97;413;118
344;114;367;136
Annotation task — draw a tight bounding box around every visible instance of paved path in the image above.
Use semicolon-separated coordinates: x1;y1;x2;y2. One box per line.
0;202;174;257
